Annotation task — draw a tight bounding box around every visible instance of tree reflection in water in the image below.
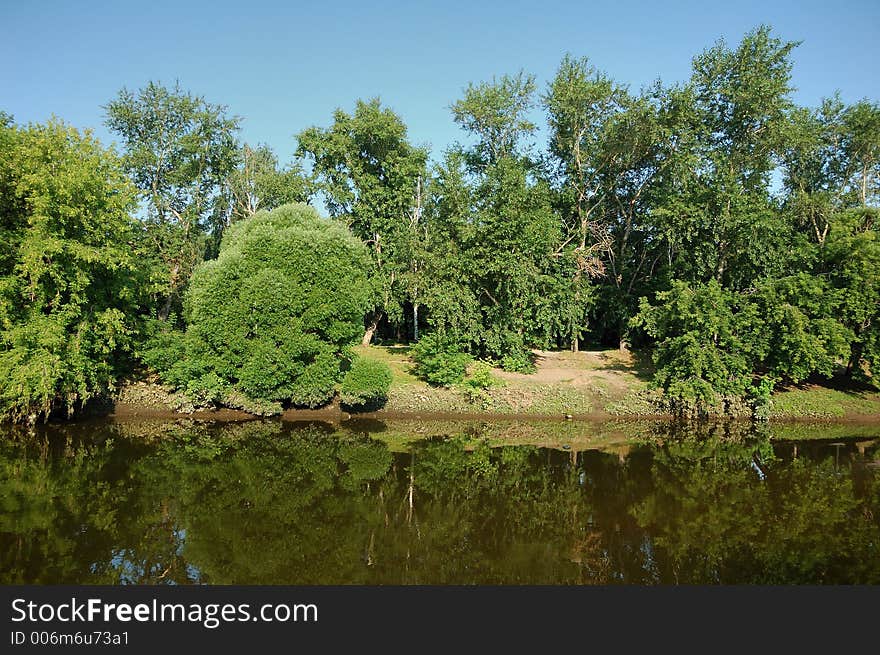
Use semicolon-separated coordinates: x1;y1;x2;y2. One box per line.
1;419;878;584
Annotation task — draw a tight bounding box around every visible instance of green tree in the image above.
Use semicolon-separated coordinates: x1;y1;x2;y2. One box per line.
296;99;428;344
145;203;374;410
821;209;880;378
105;81;241;320
656;26;799;290
0;119;139;422
433;73;564;362
221;143;313;225
544;56;672;348
841;100;880;207
451;71;537;167
633;280;756;408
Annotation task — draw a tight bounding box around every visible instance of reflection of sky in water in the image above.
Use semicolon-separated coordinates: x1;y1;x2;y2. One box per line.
88;528;200;584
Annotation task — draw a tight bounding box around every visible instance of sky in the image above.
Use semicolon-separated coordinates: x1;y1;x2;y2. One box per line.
3;0;879;169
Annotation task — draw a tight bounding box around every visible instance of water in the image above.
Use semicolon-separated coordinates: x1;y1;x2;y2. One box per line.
1;418;878;584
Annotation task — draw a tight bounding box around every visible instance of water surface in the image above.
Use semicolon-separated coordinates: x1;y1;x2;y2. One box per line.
1;418;878;584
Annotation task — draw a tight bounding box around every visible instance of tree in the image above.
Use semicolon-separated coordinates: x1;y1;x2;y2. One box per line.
296;99;428;344
655;26;800;291
144;203;375;411
841;100;880;207
544;56;671;348
820;208;880;378
633;280;757;408
105;81;240;320
432;73;565;364
0;119;140;422
221;143;314;225
451;71;537;167
782;97;849;245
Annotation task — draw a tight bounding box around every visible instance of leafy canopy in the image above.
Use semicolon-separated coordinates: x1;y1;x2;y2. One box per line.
146;203;375;409
0;119;139;421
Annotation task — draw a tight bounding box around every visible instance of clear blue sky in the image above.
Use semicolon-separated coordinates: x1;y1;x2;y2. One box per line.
3;0;879;168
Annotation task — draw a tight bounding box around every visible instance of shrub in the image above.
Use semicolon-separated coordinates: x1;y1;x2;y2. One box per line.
146;203;374;410
340;357;392;409
463;361;500;390
500;351;536;374
411;333;472;386
460;361;502;407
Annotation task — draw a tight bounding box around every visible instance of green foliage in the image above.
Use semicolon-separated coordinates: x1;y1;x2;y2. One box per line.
451;71;537;166
427;76;567;361
296;99;429;340
0;119;139;422
105;81;241;318
411;333;472;386
222;143;314;225
3;28;880;423
340;357;393;409
500;352;537;374
146;203;374;409
634;280;751;406
461;361;503;406
463;361;500;390
634;275;857;409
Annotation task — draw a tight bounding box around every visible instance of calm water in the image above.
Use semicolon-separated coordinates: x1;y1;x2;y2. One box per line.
1;418;878;584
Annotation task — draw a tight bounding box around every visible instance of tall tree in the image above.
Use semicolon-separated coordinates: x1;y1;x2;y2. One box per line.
658;26;799;290
434;73;565;363
841;100;880;207
0;119;140;422
221;143;314;225
451;71;537;168
105;81;240;320
545;56;672;348
296;99;428;344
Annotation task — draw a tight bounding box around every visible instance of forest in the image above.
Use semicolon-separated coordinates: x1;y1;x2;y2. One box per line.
0;25;877;423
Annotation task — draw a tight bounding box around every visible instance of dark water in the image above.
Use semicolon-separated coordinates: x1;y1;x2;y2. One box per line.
1;418;879;584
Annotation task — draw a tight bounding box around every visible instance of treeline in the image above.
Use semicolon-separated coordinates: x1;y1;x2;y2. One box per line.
0;25;878;421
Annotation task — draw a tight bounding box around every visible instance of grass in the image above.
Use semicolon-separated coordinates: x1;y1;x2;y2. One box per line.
353;344;656;417
770;384;880;419
353;344;880;422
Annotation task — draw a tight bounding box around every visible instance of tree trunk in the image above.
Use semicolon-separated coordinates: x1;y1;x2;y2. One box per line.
413;303;419;342
158;294;174;322
158;262;181;321
362;313;381;346
845;341;863;377
571;333;579;353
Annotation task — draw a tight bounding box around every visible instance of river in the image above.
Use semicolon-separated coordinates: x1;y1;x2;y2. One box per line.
1;417;878;584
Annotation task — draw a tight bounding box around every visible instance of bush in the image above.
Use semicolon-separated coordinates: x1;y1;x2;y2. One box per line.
463;361;500;390
146;203;374;410
500;351;536;374
460;361;502;407
340;357;392;409
411;333;472;386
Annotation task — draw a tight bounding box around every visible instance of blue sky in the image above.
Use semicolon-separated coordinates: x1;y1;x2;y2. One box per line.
3;0;879;168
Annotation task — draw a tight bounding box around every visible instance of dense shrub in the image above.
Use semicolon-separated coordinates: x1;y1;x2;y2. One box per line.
340;357;393;409
500;352;537;374
411;333;472;386
146;203;374;410
633;278;854;411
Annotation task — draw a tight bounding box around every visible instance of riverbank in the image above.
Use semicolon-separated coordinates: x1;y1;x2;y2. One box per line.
106;345;880;423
